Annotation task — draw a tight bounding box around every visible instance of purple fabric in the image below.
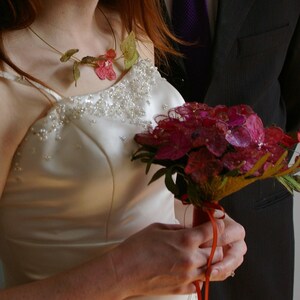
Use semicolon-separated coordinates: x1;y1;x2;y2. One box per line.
172;0;212;102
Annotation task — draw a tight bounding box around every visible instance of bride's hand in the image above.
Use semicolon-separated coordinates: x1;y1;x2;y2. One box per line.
109;221;225;298
200;213;247;281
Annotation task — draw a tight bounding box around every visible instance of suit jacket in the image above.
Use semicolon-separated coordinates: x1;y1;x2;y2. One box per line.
160;1;300;299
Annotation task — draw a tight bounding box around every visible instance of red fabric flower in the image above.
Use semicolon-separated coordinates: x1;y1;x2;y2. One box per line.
155;132;191;160
133;102;299;191
105;49;117;59
185;148;223;184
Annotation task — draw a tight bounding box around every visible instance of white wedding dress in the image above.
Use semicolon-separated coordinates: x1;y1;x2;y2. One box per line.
0;59;197;299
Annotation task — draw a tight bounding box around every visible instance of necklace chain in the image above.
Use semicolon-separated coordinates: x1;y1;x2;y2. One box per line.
27;7;128;86
28;26;80;61
27;7;139;86
28;7;117;63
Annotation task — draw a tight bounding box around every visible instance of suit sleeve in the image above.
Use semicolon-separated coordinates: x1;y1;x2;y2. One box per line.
279;16;300;132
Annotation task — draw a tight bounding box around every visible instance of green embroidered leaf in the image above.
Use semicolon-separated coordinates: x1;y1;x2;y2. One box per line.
120;31;139;69
73;61;80;87
60;49;79;62
81;56;99;65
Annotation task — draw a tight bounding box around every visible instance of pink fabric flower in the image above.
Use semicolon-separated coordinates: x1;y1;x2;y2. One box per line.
134;102;298;182
95;59;116;80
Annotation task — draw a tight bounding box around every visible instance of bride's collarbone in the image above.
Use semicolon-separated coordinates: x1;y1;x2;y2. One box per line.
22;53;125;98
6;33;125;98
48;63;123;98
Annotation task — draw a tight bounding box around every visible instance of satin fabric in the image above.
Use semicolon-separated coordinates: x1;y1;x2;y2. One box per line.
0;59;194;299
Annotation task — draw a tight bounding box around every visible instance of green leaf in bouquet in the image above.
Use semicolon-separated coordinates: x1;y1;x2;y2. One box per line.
145;158;154;174
218;176;228;190
275;155;300;177
131;148;156;174
225;168;241;177
277;175;300;193
165;167;179;196
131;149;154;161
277;176;294;193
149;168;167;185
60;49;79;62
132;153;150;161
187;184;201;205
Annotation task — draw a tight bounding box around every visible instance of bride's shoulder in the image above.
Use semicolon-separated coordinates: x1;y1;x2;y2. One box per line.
0;77;22;161
0;69;52;150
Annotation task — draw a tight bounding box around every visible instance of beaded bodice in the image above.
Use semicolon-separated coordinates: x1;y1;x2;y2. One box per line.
0;60;197;299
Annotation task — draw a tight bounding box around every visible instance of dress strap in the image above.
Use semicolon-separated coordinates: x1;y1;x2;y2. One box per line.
0;70;62;102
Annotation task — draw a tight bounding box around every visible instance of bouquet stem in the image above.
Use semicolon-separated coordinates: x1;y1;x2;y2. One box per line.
192;204;221;300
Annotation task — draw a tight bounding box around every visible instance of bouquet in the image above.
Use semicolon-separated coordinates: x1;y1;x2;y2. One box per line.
132;102;300;300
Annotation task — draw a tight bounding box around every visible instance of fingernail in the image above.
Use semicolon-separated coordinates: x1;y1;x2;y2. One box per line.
210;269;219;278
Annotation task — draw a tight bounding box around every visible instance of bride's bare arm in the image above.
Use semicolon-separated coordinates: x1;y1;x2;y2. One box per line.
0;222;226;299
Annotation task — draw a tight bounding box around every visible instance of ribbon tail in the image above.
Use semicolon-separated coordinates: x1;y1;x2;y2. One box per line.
194;281;202;300
192;203;225;300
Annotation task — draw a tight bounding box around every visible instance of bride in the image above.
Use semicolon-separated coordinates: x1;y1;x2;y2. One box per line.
0;1;246;299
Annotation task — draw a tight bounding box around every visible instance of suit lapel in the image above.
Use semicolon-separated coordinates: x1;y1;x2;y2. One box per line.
210;0;256;75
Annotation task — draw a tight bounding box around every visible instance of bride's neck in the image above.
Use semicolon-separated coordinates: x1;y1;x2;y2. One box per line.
28;1;120;54
34;0;105;39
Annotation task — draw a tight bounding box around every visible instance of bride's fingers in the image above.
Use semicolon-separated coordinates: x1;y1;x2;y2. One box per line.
188;219;225;248
195;246;223;268
208;240;247;281
201;216;245;248
188;247;223;282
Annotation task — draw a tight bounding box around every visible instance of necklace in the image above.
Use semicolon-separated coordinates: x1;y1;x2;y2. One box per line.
28;9;139;86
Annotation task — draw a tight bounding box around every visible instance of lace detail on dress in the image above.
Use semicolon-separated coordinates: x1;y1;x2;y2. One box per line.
30;59;159;141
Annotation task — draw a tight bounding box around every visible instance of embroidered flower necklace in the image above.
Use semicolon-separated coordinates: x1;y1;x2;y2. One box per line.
28;10;139;86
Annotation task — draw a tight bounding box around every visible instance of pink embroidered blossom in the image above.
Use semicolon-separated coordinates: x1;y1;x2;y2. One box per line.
95;59;116;81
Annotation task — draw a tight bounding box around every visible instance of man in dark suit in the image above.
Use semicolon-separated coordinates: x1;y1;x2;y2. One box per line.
159;1;300;299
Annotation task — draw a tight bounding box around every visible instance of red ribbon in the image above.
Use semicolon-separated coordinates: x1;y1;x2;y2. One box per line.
193;202;225;300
